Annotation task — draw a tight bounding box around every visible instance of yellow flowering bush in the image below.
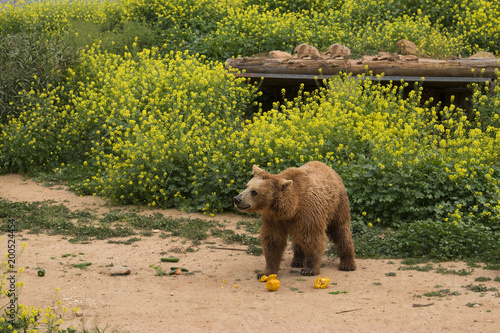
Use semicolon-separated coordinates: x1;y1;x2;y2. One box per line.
0;0;121;37
339;0;500;57
242;0;340;13
348;15;464;58
0;33;77;122
198;6;315;59
36;45;260;213
122;0;237;56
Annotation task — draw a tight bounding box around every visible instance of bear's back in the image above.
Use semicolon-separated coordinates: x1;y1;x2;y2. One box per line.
299;161;342;188
297;161;346;212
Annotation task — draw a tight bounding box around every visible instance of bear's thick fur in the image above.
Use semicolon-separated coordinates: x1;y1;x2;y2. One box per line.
233;161;356;278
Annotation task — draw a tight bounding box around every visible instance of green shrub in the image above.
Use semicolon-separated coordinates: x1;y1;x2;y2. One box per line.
124;0;231;55
347;15;464;58
387;219;500;262
200;6;309;60
0;33;77;122
0;0;122;37
241;0;342;13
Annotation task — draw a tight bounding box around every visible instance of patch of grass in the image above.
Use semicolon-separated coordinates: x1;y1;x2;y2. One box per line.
466;302;483;307
463;284;498;293
385;272;397;277
71;262;92;270
466;261;482;268
475;277;492;282
211;228;260;245
435;267;474;276
400;258;430;265
0;200;241;246
424;289;461;297
329;291;349;295
398;264;434;272
483;264;500;270
246;244;263;256
149;265;168;276
0;200;136;241
210;226;262;255
236;219;261;234
107;237;141;245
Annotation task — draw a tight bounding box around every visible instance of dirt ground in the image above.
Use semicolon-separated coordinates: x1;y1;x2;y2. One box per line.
0;174;499;332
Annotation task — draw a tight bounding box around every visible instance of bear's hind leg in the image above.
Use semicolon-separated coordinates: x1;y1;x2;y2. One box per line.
291;243;305;268
328;222;357;271
328;193;357;271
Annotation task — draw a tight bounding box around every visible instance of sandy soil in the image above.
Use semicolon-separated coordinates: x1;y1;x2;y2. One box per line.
0;174;499;332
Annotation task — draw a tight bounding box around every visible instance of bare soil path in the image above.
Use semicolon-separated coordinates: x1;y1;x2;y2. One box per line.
0;174;498;332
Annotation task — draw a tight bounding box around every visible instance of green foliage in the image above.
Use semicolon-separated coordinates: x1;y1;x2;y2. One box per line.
435;267;474;276
398;264;434;272
423;289;460;297
2;0;500;61
463;283;498;293
386;220;499;262
123;0;230;55
0;33;77;121
199;6;317;59
0;200;135;241
242;0;342;13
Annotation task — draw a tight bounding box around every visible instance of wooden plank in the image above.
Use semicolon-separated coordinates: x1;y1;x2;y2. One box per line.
226;57;500;79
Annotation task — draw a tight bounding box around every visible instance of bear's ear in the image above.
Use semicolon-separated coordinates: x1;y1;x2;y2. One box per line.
279;179;293;190
252;165;266;176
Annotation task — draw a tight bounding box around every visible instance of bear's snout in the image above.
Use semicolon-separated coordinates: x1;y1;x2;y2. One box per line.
233;193;251;211
233;194;241;204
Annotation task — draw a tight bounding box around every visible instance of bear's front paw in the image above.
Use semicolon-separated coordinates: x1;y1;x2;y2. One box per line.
338;261;357;271
300;268;319;276
291;259;304;268
257;272;277;280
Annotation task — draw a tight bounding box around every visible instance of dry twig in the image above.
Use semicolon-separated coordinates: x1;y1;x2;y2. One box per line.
336;308;362;314
413;302;435;307
212;247;247;252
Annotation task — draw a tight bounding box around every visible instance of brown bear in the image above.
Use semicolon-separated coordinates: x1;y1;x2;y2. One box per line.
233;161;356;278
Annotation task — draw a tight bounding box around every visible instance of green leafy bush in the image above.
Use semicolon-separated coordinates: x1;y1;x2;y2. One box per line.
200;6;313;59
241;0;342;13
0;33;76;121
123;0;231;55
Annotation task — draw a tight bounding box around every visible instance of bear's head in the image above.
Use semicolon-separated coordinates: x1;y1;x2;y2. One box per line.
233;165;295;215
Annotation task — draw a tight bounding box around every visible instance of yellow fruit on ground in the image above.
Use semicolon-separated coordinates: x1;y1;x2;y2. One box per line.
314;277;330;289
265;278;280;291
259;274;277;282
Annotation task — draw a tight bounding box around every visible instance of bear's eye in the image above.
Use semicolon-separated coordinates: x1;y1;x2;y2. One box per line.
251;190;258;196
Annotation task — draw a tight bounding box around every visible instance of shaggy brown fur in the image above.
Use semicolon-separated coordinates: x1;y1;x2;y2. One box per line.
233;161;356;278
